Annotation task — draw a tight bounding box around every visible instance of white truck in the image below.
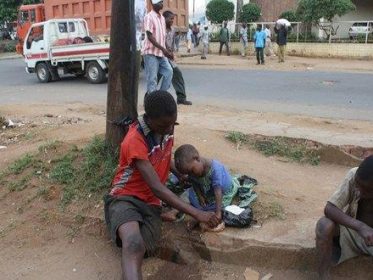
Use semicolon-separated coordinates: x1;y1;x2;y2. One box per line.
24;18;109;84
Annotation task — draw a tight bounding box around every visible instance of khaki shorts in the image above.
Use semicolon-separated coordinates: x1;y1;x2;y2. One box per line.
104;194;162;255
337;225;373;264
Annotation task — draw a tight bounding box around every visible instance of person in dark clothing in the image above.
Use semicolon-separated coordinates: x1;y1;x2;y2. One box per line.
219;22;230;56
163;11;192;105
274;24;288;62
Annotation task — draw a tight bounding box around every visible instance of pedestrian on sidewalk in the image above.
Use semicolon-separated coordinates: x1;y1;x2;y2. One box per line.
200;25;210;60
104;91;220;280
315;155;373;280
254;25;266;65
142;0;173;94
219;22;230;56
275;24;288;63
239;23;248;57
163;10;192;105
187;25;193;53
264;24;275;57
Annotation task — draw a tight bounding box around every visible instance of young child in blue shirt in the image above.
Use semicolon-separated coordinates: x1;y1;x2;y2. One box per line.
174;144;238;223
254;24;266;65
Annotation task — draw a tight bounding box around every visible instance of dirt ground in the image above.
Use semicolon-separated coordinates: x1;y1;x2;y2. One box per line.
1;102;372;279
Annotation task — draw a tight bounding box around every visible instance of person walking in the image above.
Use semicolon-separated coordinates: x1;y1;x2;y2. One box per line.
264;24;275;57
163;10;192;105
219;22;230;56
254;25;266;65
200;25;210;60
239;23;248;57
275;24;288;63
142;0;173;94
186;25;193;53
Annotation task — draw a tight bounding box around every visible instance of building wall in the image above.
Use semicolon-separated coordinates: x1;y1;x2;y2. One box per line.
250;0;298;22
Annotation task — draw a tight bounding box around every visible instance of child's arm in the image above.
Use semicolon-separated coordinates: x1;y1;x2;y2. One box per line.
135;159;220;227
214;187;223;221
325;202;373;246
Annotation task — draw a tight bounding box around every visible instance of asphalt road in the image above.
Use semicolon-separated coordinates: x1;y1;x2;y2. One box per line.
1;58;372;121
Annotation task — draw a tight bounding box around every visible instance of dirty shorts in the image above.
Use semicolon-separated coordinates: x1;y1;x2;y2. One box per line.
104;194;162;255
336;225;373;264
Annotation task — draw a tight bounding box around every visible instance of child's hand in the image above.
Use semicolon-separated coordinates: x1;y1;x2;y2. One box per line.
196;211;220;228
358;224;373;246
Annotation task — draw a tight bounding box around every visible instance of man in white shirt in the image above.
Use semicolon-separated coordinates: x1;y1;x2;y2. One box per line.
264;24;275;56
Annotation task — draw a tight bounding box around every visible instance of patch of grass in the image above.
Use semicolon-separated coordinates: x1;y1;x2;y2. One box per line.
225;132;320;165
8;154;34;174
38;140;62;153
226;131;247;144
267;202;286;220
7;174;32;192
2;136;118;208
52;136;118;207
253;200;287;221
50;154;77;185
36;186;49;200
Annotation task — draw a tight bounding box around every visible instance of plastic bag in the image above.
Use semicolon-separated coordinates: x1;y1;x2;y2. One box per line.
223;207;253;228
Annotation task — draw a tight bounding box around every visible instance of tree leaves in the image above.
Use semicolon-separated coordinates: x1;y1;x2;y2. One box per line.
206;0;235;24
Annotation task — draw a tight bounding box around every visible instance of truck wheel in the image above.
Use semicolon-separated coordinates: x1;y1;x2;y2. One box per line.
36;63;52;83
86;62;106;84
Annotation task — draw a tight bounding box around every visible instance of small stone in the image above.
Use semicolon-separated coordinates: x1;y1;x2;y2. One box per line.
244;268;260;280
72;268;77;272
44;114;54;118
261;273;273;280
0;146;7;150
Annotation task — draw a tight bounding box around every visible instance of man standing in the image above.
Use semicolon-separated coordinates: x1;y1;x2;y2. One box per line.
142;0;173;94
219;22;230;56
264;24;274;57
163;11;192;105
274;24;288;63
239;23;248;57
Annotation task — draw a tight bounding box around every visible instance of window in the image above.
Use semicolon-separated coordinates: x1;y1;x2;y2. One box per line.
19;11;29;22
57;22;76;33
30;10;36;22
26;26;44;49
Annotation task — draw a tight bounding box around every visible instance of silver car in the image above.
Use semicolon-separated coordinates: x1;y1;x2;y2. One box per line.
349;22;373;39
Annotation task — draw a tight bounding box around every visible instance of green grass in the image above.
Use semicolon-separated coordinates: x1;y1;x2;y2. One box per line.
8;154;34;174
49;136;118;207
2;136;118;208
225;131;320;165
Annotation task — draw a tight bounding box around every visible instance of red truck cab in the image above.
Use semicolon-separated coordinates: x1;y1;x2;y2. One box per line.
16;4;46;54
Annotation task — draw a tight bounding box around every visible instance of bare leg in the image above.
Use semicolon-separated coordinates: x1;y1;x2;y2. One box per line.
315;217;338;280
118;221;146;280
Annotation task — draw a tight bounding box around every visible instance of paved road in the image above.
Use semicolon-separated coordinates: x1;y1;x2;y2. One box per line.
1;58;372;121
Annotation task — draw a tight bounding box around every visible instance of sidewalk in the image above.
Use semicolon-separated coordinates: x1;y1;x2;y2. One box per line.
0;52;22;60
177;51;373;74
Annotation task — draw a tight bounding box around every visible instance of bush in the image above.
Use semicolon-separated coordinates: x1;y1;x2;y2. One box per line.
279;10;298;22
239;3;261;23
206;0;235;23
0;40;16;53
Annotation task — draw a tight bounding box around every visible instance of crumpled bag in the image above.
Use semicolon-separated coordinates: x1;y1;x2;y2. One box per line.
223;206;253;228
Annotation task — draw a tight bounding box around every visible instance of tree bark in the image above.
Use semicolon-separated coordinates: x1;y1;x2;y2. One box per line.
106;0;138;150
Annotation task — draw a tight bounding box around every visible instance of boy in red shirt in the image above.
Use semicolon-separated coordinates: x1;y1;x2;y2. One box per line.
104;91;219;280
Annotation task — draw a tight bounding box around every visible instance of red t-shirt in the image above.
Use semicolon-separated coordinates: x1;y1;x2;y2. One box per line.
110;117;173;206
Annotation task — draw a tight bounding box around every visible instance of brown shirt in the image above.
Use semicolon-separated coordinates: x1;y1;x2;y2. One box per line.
328;167;360;218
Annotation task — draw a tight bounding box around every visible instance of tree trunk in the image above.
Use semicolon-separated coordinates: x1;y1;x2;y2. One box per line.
106;0;138;150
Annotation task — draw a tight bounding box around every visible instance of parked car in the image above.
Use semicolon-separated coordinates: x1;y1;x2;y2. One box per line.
349;22;373;39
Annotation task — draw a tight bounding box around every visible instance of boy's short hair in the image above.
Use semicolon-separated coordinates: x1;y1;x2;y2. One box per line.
144;91;177;119
174;144;199;171
356;155;373;183
163;10;174;19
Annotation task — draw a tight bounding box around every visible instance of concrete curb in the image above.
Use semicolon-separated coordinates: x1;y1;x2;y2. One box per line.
0;53;22;61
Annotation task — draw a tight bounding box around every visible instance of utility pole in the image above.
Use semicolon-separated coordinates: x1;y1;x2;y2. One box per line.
106;0;139;149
